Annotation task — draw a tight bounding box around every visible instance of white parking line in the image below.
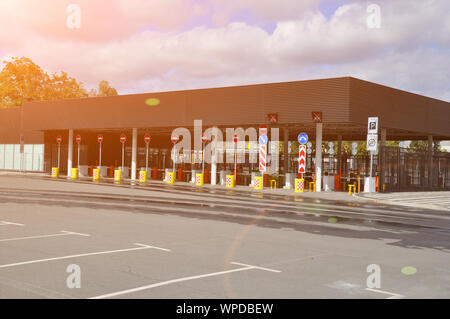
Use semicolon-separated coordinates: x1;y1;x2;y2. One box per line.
366;288;405;299
0;221;24;226
90;261;281;299
0;230;90;242
0;243;170;269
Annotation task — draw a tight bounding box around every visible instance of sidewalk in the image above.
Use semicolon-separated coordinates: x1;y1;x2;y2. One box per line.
0;171;376;204
358;192;450;212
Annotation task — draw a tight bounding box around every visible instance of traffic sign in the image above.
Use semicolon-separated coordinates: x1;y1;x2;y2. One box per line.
171;134;179;144
56;136;62;144
368;117;379;134
259;135;268;145
75;135;81;144
366;133;378;151
259;126;268;173
298;133;308;145
201;134;208;143
120;134;127;144
298;145;306;174
234;133;239;143
144;134;151;144
312;112;323;123
97;134;103;143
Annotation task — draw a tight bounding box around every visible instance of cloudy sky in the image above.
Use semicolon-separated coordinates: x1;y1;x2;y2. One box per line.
0;0;449;101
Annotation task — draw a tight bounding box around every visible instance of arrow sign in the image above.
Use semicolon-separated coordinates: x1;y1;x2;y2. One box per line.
298;145;307;174
298;133;308;145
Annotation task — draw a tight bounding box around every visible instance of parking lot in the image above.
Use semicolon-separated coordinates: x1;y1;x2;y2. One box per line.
0;175;449;299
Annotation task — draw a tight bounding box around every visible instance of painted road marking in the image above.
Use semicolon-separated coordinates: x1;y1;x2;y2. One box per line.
90;262;281;299
0;230;90;242
0;221;24;226
365;288;405;299
0;243;170;269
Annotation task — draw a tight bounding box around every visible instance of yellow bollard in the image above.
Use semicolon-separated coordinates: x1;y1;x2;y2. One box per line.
295;178;305;193
270;179;277;190
93;168;100;181
51;167;59;178
114;169;122;183
196;173;204;186
348;184;356;195
166;172;175;184
254;176;263;190
226;175;235;188
71;168;78;180
139;170;147;183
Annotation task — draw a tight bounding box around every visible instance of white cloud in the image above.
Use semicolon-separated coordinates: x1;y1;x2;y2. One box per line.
0;0;448;101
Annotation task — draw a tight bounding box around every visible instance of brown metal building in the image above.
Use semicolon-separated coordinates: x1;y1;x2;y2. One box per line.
1;77;449;192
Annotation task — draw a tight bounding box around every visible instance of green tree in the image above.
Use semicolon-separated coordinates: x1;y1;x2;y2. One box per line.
47;71;88;100
0;57;89;108
0;57;50;107
89;80;118;97
409;140;443;152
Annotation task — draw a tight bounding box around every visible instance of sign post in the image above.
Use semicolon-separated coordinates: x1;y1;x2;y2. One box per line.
297;133;308;177
75;135;81;169
234;133;238;180
144;134;151;172
97;134;103;169
56;136;62;169
171;134;179;174
259;126;268;189
201;134;208;174
366;117;379;178
120;134;127;171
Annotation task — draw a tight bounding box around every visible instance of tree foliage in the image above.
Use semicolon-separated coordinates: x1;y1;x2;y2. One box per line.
0;57;118;108
89;80;118;97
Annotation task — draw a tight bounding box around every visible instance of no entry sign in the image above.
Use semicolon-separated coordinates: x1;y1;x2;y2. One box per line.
97;134;103;143
171;134;179;144
75;135;81;144
56;136;62;144
120;134;127;144
144;134;151;144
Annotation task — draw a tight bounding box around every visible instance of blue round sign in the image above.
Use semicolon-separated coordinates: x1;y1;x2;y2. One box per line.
298;133;308;145
259;135;268;145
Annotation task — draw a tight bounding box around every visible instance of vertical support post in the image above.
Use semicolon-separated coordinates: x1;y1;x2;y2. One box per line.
98;142;102;168
131;128;137;181
337;135;342;176
380;128;386;192
67;129;73;177
315;123;323;192
428;135;433;190
146;143;149;172
77;141;80;169
121;143;125;171
58;143;61;169
202;142;205;174
211;145;217;185
283;127;289;174
234;142;237;181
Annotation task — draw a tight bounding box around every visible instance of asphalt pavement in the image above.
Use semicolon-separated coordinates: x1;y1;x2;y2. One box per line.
0;174;449;299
